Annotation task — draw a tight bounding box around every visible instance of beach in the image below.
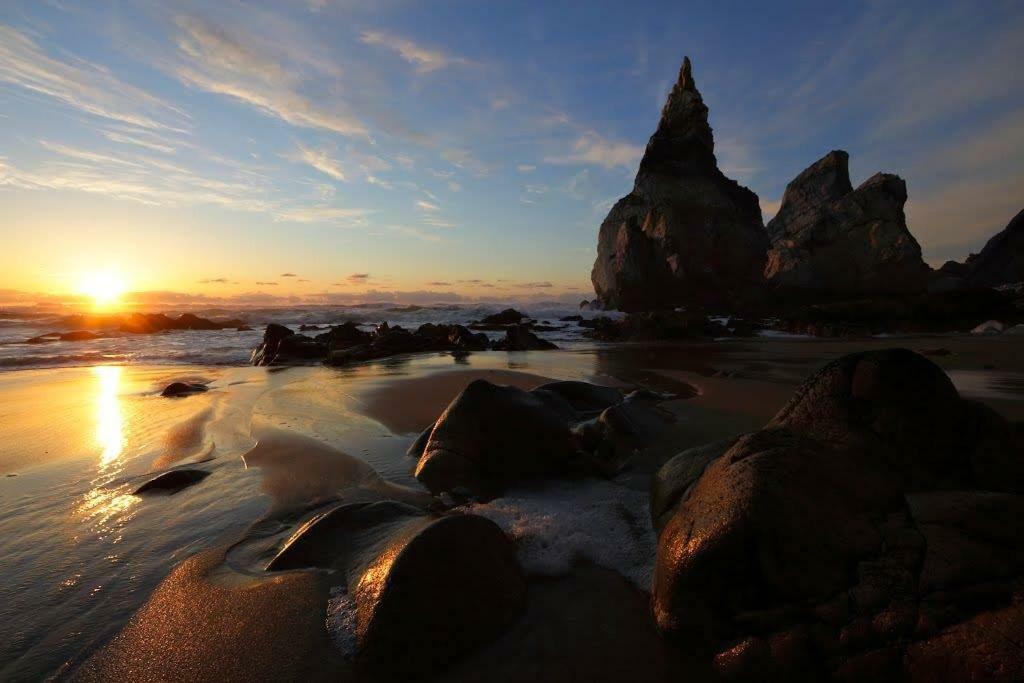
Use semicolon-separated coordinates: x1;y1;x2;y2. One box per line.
1;335;1023;679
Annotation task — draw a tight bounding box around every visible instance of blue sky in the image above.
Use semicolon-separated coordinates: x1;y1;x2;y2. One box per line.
1;0;1022;306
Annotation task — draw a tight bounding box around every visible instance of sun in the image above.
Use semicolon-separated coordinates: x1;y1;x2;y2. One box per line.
77;270;127;310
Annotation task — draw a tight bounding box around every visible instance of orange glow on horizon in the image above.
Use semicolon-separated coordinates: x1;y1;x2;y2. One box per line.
75;270;127;310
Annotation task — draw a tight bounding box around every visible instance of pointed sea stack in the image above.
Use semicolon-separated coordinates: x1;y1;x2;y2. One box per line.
957;208;1024;288
591;57;767;312
764;150;931;295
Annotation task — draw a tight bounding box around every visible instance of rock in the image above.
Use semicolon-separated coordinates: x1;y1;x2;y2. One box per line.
413;379;672;499
159;381;208;397
652;349;1024;678
134;468;210;494
765;151;931;295
491;324;558;351
250;324;327;366
414;380;578;499
25;330;103;343
350;512;525;676
480;308;526;325
591;57;767;312
953;208;1024;288
583;309;725;341
1008;324;1024;335
115;312;244;334
971;320;1005;334
266;499;525;678
235;325;253;331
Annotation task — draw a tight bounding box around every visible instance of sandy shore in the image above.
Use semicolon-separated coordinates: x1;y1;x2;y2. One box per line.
1;336;1023;679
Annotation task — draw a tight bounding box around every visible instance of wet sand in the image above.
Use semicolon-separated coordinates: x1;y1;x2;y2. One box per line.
2;335;1024;679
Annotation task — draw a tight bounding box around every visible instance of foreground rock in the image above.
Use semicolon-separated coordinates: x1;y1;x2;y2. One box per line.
652;349;1024;679
250;320;556;367
411;379;673;500
591;57;767;311
265;499;526;678
765;150;931;295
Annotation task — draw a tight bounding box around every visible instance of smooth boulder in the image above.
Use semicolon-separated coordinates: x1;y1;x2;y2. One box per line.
652;349;1024;679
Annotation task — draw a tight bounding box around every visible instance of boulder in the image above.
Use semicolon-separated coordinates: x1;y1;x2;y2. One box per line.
591;57;768;311
266;500;526;678
479;308;526;325
652;349;1024;678
160;381;208;397
412;379;672;499
765;151;931;295
971;320;1005;334
250;324;327;366
492;324;558;351
134;468;210;494
414;380;578;499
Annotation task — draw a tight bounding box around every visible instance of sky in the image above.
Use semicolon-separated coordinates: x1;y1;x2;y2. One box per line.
1;0;1023;308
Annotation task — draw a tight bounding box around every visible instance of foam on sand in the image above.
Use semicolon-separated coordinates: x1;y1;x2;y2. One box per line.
467;478;656;590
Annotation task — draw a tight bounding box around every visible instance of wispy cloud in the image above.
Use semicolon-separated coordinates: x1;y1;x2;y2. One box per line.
272;205;371;226
287;144;346;181
545;132;642;170
0;25;189;131
415;199;439;212
360;29;468;73
171;15;367;138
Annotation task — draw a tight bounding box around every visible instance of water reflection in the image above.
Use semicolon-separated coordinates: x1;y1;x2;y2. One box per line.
94;366;124;469
76;365;137;540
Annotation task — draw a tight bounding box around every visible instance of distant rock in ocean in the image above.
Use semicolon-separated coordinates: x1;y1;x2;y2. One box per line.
764;150;931;295
591;57;767;312
943;208;1024;288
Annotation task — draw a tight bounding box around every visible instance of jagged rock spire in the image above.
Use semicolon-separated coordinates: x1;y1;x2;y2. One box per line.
654;56;713;150
638;56;717;179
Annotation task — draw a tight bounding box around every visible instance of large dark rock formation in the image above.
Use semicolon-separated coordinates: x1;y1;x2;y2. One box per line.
410;380;673;500
947;208;1024;288
765;150;931;295
652;349;1024;679
591;57;767;312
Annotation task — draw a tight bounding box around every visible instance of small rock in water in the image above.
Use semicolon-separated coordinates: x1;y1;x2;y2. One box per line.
134;468;210;494
160;381;209;397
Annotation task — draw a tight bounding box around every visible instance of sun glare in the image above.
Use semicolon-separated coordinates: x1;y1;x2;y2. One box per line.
77;270;126;309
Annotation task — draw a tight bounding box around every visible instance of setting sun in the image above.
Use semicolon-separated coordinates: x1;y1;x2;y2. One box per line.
76;270;126;309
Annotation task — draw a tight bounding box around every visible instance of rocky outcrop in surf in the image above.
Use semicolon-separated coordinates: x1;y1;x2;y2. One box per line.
249;319;558;367
591;57;768;312
764;150;931;295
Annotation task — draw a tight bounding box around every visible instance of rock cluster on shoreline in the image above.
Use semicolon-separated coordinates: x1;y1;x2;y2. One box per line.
250;313;558;367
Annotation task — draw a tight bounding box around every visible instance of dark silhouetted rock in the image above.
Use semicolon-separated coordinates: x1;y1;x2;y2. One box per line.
956;208;1024;288
592;57;767;312
134;468;211;494
250;324;327;366
765;151;931;295
583;309;727;341
479;308;526;325
25;330;103;344
413;379;671;499
266;499;525;678
160;381;208;397
652;349;1024;679
491;324;558;351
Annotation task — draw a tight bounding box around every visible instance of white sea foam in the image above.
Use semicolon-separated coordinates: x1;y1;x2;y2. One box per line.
467;478;656;590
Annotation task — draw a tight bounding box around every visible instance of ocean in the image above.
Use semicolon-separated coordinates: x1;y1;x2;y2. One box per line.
0;302;610;370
